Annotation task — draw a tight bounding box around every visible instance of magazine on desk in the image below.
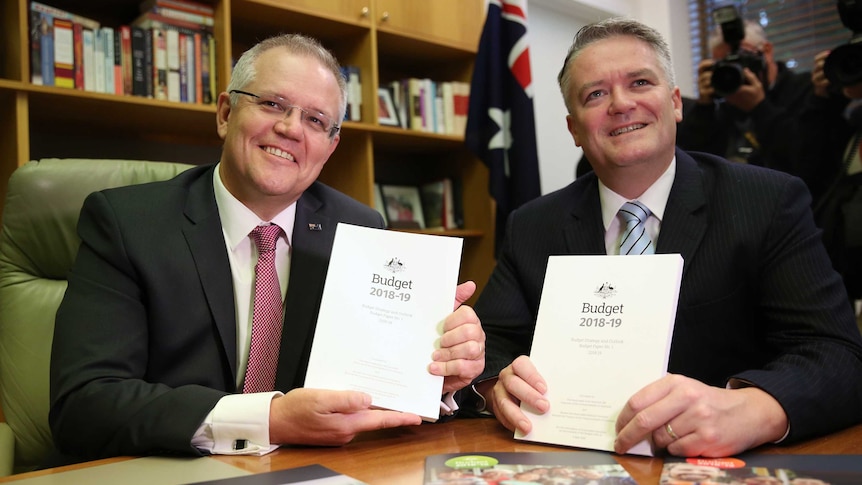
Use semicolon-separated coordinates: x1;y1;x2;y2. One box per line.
662;455;862;485
424;451;635;484
187;464;367;484
303;223;463;422
516;254;684;456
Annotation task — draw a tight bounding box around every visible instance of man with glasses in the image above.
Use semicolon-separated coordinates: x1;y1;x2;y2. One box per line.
49;34;485;463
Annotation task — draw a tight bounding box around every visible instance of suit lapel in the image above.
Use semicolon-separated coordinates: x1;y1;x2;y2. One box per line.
562;176;613;255
658;149;708;277
182;166;239;386
275;189;334;391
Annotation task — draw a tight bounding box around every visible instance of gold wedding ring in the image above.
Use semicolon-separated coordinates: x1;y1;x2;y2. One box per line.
665;423;679;441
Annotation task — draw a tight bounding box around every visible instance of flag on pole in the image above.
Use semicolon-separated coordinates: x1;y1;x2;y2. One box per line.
465;0;541;254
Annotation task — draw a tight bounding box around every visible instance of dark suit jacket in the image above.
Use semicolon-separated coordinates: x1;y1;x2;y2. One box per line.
50;164;385;460
476;148;862;443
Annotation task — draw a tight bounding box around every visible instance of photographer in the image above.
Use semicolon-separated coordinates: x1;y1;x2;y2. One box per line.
793;0;862;309
677;11;811;170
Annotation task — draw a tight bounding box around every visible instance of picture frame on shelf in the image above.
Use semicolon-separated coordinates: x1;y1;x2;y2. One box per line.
373;183;388;226
381;184;425;229
377;87;400;127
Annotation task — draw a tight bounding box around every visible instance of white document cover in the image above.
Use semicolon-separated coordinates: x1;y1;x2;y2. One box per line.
304;223;463;422
516;254;683;456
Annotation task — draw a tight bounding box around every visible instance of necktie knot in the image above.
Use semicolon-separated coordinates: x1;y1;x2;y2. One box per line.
251;224;281;253
619;201;654;255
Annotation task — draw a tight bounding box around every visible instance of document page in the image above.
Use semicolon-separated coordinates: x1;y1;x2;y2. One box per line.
516;254;683;456
304;223;463;422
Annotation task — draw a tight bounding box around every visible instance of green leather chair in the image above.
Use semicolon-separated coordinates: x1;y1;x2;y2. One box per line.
0;158;195;475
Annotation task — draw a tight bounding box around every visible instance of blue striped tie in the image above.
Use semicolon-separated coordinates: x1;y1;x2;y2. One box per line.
619;201;654;255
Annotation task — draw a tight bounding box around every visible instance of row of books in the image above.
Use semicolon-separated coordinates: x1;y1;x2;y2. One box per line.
29;0;216;105
374;179;463;231
381;78;470;135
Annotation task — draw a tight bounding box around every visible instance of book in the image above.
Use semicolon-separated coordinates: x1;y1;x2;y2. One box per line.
662;455;862;484
130;26;148;97
186;464;367;485
452;81;470;136
143;5;214;27
516;254;684;456
139;0;215;17
165;28;181;101
424;451;634;484
118;25;133;95
73;22;84;89
101;27;115;94
152;27;168;100
29;7;55;86
303;223;463;422
82;27;95;91
200;32;212;104
52;17;75;88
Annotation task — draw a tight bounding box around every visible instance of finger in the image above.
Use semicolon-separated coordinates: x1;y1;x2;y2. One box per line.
509;355;547;394
322;390;373;414
490;380;532;434
453;281;476;309
614;375;690;454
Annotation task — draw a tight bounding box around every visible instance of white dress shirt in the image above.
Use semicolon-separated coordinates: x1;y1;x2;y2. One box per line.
191;163;294;456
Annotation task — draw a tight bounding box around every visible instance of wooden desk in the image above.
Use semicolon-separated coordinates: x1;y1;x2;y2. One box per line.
2;418;861;484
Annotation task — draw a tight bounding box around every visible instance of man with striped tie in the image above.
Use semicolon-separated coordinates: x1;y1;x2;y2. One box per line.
468;18;862;458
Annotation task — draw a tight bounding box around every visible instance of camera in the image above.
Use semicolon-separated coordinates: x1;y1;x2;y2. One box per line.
824;0;862;88
709;5;767;97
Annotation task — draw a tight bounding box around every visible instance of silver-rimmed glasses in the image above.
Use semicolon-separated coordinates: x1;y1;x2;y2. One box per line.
229;89;341;138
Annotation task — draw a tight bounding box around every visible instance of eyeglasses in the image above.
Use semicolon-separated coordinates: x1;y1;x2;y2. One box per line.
229;89;340;138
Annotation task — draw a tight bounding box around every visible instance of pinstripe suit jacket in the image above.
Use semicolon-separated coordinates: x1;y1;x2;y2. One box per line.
50;164;385;460
476;148;862;443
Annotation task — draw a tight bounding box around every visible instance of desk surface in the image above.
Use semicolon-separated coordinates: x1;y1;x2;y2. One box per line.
3;418;861;484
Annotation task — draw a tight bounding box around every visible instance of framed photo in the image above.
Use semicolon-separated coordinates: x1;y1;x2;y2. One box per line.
381;184;425;229
377;87;400;127
373;183;388;226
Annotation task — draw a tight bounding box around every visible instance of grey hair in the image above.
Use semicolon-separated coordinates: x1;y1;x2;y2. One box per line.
226;33;348;122
708;19;768;52
557;17;675;114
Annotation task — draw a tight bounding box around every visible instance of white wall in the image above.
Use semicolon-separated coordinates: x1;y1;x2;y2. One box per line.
526;0;693;194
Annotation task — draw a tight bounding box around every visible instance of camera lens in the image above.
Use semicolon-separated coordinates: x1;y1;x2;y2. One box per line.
711;62;744;97
824;43;862;87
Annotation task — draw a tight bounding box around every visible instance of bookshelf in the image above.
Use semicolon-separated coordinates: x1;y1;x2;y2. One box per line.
0;0;494;300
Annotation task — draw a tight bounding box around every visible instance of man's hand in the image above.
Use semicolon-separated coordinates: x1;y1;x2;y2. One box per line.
696;59;716;105
614;374;788;457
480;356;549;435
268;388;422;446
430;281;486;394
724;68;766;112
811;50;831;98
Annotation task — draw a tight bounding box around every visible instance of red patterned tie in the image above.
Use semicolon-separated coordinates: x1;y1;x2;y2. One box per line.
243;224;284;393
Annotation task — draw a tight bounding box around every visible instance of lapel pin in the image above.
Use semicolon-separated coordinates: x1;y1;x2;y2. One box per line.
308;223;322;231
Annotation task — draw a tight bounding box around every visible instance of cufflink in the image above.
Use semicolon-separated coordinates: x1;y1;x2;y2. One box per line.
233;439;248;450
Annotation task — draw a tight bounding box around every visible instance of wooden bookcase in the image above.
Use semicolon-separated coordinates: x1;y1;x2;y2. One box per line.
0;0;495;298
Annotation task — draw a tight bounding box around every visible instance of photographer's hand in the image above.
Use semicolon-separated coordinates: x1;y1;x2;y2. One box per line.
724;68;766;112
811;50;831;98
696;59;716;105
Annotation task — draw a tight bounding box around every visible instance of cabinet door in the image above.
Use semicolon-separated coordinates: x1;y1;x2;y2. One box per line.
374;0;483;50
275;0;372;25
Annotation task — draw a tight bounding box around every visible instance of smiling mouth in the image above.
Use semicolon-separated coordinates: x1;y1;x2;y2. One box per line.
610;123;646;136
263;146;295;162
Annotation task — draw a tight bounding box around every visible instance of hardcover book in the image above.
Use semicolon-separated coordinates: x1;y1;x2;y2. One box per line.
517;254;683;456
424;451;634;484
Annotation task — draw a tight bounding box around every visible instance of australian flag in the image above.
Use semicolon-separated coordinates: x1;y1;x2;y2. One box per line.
466;0;541;254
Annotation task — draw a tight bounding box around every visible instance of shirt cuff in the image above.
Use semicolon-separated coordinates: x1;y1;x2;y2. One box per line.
440;391;459;416
191;392;283;455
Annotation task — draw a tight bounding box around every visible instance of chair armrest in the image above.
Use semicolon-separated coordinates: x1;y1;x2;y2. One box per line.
0;422;13;477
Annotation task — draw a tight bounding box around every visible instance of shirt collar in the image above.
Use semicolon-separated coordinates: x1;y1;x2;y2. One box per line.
212;163;297;250
598;157;676;230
